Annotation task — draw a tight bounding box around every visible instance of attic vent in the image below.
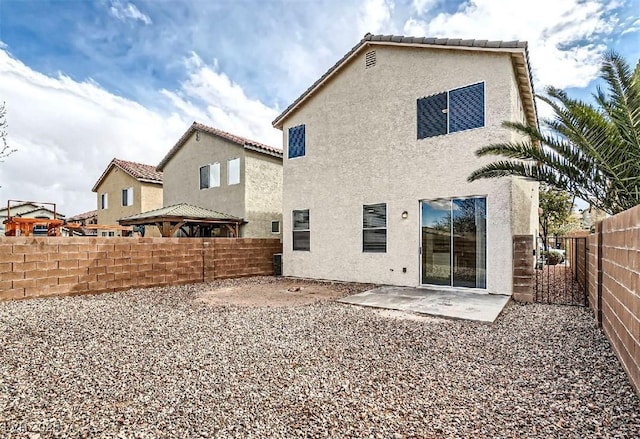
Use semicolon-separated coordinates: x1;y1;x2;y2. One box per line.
365;50;376;69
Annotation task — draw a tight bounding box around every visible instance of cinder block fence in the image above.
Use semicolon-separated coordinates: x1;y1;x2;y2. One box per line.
511;205;640;395
0;237;282;301
587;206;640;394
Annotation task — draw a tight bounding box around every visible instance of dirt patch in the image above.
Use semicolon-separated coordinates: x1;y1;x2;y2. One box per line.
196;277;374;307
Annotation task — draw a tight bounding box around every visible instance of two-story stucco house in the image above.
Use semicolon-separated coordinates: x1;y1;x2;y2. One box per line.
92;158;163;237
272;34;539;295
156;122;283;239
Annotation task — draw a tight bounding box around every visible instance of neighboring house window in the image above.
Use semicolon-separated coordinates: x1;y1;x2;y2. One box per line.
122;187;133;207
417;82;485;139
271;220;280;234
100;193;108;210
363;203;387;253
292;210;310;251
200;163;220;189
288;124;305;159
228;158;240;185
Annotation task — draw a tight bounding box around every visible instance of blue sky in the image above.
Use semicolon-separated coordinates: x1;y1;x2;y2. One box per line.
0;0;639;215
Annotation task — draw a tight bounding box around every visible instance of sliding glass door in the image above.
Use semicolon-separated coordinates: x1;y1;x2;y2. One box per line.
421;197;486;288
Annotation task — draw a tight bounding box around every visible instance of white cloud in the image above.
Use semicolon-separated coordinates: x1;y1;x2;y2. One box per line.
358;0;396;36
161;53;282;147
402;0;621;91
0;48;281;216
411;0;440;14
621;17;640;35
109;0;152;25
0;49;185;214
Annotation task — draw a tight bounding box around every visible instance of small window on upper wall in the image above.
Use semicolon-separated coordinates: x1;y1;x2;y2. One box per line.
100;193;108;210
363;203;387;253
288;124;305;159
417;82;485;139
228;158;240;185
271;220;280;234
122;187;133;207
200;163;220;189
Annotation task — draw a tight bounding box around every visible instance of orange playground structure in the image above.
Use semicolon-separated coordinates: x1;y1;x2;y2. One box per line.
3;200;132;237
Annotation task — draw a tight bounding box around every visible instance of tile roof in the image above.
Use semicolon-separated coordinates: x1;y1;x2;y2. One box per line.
272;33;536;128
92;158;163;192
157;122;283;171
67;210;98;221
119;203;242;222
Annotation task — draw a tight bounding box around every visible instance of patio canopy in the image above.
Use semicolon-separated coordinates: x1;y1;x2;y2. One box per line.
118;203;245;237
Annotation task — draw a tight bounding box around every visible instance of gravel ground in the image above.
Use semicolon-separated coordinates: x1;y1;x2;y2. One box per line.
1;277;638;438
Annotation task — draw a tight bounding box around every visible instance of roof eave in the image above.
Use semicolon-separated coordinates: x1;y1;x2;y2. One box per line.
91;159;117;193
244;143;283;159
138;178;164;185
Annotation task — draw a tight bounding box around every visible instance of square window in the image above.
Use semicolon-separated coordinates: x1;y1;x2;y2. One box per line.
363;203;387;252
449;83;485;133
228;158;240;185
292;209;309;251
200;163;220;189
288;124;306;159
417;92;447;139
271;220;280;234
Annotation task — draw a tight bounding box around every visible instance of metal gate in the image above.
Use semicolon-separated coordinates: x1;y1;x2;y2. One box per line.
535;236;588;305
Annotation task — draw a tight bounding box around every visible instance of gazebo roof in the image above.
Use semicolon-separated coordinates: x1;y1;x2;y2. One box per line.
118;203;245;237
119;203;241;222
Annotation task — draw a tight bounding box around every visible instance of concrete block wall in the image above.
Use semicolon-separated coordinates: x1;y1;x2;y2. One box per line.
589;206;640;394
512;235;534;302
587;232;599;319
0;237;282;301
211;239;283;280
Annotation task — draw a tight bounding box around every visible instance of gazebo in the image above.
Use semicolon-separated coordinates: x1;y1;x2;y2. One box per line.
119;203;245;237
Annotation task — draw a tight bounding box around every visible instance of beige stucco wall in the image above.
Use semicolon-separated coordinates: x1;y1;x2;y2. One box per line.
280;45;537;294
244;150;283;239
162;131;282;238
94;167;162;237
508;67;539;237
140;183;164;214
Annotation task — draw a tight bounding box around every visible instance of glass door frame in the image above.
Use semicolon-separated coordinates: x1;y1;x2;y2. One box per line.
418;196;488;290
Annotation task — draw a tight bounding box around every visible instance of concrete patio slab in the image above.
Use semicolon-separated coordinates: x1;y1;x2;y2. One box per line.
337;286;511;323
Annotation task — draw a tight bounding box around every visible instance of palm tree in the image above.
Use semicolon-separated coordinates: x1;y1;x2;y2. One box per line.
467;51;640;215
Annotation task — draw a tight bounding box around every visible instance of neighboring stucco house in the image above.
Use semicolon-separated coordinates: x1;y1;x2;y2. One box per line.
156;122;283;239
67;210;98;236
92;158;163;237
0;202;65;235
272;34;539;295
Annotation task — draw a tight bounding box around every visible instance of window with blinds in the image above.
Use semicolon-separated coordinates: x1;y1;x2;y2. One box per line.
292;209;310;251
363;203;387;253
